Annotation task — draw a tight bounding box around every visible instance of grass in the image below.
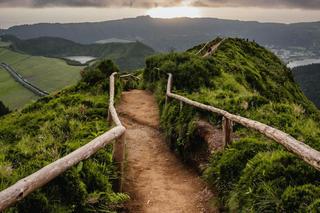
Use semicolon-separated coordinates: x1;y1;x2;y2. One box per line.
0;66;37;109
0;60;128;212
0;47;83;92
143;38;320;212
0;41;10;47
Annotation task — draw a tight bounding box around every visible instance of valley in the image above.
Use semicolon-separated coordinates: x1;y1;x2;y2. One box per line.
0;47;82;109
0;66;37;109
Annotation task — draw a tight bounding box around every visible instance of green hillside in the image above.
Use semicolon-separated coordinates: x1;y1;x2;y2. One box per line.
0;66;37;109
0;47;82;109
0;60;128;212
293;64;320;108
143;38;320;212
1;35;155;71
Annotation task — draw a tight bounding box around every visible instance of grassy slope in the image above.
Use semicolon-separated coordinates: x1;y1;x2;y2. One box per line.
143;38;320;212
0;47;82;92
0;61;127;212
0;66;37;109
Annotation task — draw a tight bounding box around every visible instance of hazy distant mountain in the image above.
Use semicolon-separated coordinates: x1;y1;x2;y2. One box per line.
1;16;320;53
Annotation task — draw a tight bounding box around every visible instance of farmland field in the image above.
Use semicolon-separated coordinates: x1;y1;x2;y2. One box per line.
0;47;83;109
0;66;37;109
0;47;83;92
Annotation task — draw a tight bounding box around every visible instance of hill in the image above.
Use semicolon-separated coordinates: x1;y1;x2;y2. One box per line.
0;47;82;109
0;60;129;212
1;35;155;71
1;16;320;57
0;65;37;109
293;63;320;108
143;38;320;212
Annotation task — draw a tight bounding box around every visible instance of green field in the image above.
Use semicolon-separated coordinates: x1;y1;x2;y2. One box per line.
0;41;10;47
0;48;83;92
0;66;37;109
0;47;83;109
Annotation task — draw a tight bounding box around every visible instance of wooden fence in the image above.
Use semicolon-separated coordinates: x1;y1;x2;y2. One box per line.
0;72;126;211
166;73;320;171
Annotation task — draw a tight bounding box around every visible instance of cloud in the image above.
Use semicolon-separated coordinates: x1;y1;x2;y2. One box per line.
191;0;320;10
0;0;319;9
0;0;182;8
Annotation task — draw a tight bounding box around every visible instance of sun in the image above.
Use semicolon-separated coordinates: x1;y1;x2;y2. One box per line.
146;7;201;19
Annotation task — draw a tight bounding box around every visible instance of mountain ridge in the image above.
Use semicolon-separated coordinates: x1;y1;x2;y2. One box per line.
1;35;155;71
1;16;320;53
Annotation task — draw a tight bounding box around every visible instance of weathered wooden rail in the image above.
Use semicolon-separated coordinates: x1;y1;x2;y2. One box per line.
0;72;126;211
166;73;320;171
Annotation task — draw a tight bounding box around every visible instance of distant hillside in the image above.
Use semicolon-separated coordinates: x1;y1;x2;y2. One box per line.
1;16;320;54
1;35;155;71
293;63;320;108
0;47;82;109
144;38;320;212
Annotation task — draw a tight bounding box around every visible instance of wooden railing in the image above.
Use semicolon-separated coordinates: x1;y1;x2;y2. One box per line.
166;73;320;171
0;72;126;211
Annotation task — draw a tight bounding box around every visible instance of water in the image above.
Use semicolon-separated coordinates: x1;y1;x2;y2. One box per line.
287;58;320;69
65;56;96;64
95;38;133;44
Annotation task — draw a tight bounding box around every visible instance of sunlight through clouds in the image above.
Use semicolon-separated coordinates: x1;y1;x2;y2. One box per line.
146;6;201;18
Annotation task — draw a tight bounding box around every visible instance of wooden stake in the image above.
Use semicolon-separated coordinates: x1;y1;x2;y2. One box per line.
113;133;126;192
222;116;233;148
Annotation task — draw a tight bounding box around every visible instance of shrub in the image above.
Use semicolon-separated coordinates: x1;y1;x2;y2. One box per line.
144;52;221;92
230;151;320;212
204;138;277;198
281;184;320;212
81;59;119;86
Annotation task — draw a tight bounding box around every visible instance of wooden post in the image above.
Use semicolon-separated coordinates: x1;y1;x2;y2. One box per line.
107;109;112;124
222;116;233;148
165;74;173;108
113;133;126;192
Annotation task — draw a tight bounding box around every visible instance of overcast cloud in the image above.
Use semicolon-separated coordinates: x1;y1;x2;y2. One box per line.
0;0;319;9
192;0;320;9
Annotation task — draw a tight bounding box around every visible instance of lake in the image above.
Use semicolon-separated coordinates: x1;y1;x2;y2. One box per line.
65;56;96;64
287;58;320;69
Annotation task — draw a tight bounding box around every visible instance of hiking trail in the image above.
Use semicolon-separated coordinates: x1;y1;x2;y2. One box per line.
117;90;218;213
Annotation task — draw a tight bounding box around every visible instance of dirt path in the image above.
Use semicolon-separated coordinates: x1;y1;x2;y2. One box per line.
117;90;216;213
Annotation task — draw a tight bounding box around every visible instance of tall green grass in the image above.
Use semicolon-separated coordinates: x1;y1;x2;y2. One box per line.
144;38;320;212
0;60;128;212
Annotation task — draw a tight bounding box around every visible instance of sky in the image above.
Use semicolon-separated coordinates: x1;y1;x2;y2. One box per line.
0;0;320;29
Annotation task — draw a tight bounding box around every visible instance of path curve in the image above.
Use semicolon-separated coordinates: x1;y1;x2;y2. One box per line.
117;90;217;213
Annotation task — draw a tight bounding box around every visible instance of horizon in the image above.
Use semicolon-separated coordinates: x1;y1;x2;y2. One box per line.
1;3;320;29
1;13;320;30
